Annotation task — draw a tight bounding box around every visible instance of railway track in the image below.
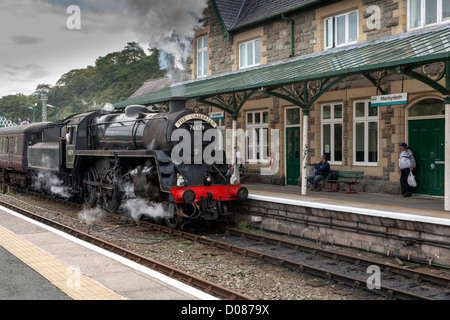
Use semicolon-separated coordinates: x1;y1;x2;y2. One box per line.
0;198;252;300
130;220;450;300
215;227;450;300
4;189;450;300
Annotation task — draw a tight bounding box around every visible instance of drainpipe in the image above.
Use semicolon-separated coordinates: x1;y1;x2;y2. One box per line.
281;14;294;57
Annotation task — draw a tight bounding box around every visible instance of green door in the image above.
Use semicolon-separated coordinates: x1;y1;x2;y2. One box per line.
408;119;445;196
286;127;301;185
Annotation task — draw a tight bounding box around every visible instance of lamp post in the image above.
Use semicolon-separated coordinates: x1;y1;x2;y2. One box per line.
46;104;61;120
40;88;50;122
28;103;38;122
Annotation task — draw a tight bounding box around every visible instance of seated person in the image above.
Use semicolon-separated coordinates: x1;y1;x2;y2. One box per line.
307;155;330;191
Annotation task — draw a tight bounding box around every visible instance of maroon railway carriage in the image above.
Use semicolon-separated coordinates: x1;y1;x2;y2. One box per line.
0;122;49;188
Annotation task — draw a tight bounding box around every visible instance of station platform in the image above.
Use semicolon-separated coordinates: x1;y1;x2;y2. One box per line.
241;183;450;266
244;183;450;225
0;205;216;301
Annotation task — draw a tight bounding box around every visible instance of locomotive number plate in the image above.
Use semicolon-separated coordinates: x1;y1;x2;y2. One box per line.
189;124;205;131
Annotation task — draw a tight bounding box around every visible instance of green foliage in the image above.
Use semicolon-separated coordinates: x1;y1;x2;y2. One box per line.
0;42;165;122
0;94;40;123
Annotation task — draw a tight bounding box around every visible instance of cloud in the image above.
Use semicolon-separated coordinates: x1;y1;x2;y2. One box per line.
45;0;209;72
11;35;43;45
5;64;49;81
0;0;209;97
43;0;128;14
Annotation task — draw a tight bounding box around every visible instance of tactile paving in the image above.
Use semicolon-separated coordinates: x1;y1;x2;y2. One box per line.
0;224;124;300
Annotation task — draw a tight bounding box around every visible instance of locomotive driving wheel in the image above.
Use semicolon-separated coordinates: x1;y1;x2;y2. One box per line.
83;167;99;208
102;171;122;213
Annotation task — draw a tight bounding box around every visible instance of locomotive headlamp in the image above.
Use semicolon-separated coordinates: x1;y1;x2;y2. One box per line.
182;189;196;204
204;173;212;186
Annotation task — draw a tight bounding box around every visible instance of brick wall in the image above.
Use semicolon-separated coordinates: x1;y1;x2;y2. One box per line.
237;198;450;267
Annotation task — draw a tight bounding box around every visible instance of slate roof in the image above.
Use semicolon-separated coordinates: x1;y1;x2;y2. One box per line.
214;0;326;31
128;77;172;99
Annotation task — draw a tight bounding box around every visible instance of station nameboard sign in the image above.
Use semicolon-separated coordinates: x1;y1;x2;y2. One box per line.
371;93;408;107
208;112;225;120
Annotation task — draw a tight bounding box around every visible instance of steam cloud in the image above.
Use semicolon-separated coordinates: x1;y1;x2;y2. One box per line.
125;0;208;80
101;102;115;112
121;181;165;220
78;207;105;225
121;199;165;221
32;170;70;199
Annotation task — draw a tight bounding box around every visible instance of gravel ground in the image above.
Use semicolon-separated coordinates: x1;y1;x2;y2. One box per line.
0;192;374;300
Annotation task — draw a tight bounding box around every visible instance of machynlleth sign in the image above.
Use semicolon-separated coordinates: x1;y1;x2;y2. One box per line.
371;93;408;107
208;112;225;120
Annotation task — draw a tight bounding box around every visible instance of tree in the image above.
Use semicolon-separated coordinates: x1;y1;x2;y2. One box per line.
0;42;166;121
119;42;146;65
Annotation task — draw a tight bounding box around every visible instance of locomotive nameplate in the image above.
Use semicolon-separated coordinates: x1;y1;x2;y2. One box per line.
175;114;218;129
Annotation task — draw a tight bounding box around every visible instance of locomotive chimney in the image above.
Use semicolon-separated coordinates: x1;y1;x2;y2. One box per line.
169;97;187;113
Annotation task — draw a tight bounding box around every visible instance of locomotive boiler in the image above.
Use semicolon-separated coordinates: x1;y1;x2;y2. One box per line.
0;97;248;229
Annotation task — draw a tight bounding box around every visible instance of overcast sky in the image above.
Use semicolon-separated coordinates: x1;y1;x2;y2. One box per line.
0;0;207;98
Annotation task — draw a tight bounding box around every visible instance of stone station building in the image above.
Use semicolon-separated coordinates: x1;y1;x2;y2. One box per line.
116;0;450;210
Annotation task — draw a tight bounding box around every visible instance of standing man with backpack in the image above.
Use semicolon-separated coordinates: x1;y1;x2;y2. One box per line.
398;142;416;197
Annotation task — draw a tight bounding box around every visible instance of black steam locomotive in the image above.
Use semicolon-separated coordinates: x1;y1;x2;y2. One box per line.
0;98;248;228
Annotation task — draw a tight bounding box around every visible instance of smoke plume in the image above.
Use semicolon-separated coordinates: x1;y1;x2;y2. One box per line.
126;0;208;81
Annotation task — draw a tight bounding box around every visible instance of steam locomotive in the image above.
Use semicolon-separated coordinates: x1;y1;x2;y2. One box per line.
0;98;248;229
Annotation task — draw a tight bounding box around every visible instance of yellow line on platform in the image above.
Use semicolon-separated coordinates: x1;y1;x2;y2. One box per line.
0;225;124;300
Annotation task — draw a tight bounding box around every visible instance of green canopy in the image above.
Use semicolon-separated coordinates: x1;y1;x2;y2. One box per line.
114;25;450;109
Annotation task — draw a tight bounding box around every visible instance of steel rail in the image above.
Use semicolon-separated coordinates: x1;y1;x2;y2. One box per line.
129;220;439;300
0;200;252;300
223;227;450;289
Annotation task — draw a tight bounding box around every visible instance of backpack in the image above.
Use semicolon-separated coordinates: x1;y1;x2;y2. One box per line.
327;170;339;180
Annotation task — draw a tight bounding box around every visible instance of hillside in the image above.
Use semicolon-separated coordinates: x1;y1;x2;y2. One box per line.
0;42;165;123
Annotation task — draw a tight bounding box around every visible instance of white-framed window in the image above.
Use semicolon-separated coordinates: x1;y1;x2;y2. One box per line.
239;39;261;69
408;0;450;30
353;100;378;165
197;36;208;78
246;110;269;163
324;10;358;49
321;102;343;164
